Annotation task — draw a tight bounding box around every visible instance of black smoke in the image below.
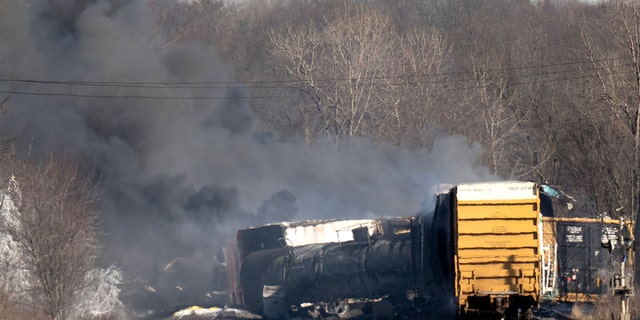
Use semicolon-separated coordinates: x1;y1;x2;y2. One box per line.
256;190;297;224
0;0;494;287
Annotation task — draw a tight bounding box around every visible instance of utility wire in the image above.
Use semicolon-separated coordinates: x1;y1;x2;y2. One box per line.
0;56;630;89
0;57;633;100
0;90;280;100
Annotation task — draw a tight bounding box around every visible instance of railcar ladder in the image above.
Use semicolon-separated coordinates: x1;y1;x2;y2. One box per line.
541;243;557;296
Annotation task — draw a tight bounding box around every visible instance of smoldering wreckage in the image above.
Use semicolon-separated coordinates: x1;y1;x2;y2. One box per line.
0;1;636;319
120;181;636;320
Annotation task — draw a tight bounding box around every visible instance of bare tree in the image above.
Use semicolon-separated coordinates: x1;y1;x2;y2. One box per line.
466;55;528;176
568;3;640;289
575;1;640;218
0;159;100;320
440;1;570;183
268;1;452;147
269;2;407;144
393;27;452;149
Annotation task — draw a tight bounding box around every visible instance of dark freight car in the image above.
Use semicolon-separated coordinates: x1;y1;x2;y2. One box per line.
541;217;625;302
557;221;614;298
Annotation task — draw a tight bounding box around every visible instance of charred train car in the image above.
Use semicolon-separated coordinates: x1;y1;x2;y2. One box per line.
231;181;553;319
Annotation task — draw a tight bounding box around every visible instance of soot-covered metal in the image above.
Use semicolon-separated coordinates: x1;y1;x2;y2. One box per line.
235;215;457;319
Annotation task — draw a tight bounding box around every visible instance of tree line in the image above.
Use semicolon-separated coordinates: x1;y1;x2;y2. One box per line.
158;0;640;221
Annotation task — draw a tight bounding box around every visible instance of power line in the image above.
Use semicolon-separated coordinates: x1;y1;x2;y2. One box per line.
0;90;280;100
0;57;633;100
0;56;630;89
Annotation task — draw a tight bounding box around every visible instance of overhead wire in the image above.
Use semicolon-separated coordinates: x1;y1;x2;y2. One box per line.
0;56;634;100
0;56;627;87
0;90;281;100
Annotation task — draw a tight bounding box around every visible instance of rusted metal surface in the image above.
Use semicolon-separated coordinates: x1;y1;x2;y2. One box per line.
225;239;241;306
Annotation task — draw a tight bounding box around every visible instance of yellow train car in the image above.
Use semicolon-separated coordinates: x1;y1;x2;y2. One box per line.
440;181;635;318
452;181;542;318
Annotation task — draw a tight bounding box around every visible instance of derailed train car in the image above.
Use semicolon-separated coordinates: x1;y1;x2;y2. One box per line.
230;181;557;319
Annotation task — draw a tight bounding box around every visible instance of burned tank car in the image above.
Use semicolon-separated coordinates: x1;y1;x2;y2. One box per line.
262;232;413;318
235;214;457;319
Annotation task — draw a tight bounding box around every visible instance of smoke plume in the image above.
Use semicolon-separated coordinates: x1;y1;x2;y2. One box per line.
0;0;494;283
